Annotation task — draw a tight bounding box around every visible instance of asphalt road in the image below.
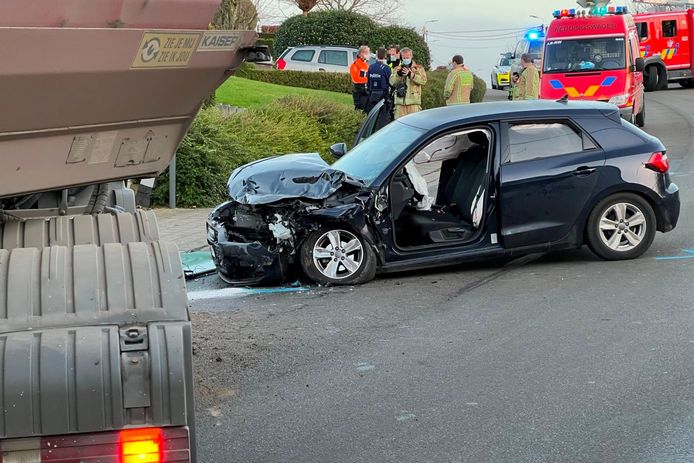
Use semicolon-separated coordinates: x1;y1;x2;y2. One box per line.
189;87;694;463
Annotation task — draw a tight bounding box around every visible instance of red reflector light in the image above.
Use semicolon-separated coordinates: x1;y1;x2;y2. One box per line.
276;58;287;70
646;152;669;173
120;428;163;463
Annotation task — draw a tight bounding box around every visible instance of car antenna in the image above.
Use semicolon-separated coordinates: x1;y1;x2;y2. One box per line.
557;94;569;104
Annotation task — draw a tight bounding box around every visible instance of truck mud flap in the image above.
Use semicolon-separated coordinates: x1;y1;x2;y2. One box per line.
0;210;159;251
0;322;195;440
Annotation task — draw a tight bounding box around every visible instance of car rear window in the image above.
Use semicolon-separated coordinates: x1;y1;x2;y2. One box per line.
291;50;315;62
506;123;583;163
319;50;349;66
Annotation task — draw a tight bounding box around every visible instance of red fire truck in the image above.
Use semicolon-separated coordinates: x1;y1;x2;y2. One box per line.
541;7;646;127
634;9;694;90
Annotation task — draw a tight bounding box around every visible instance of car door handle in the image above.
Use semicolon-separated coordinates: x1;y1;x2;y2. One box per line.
572;166;596;176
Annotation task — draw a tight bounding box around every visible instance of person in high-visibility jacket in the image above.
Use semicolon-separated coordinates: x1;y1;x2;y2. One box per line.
387;44;401;69
389;47;427;119
444;55;474;105
508;72;521;100
350;45;370;112
517;53;540;100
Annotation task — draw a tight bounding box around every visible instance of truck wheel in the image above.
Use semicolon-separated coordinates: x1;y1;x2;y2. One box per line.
635;101;646;128
300;226;377;285
657;67;669;90
645;67;658;92
586;193;656;261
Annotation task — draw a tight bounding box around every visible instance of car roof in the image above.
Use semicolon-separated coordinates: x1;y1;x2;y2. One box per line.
292;45;359;51
399;100;620;130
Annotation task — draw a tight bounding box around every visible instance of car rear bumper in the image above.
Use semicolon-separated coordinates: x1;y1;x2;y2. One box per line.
654;180;680;232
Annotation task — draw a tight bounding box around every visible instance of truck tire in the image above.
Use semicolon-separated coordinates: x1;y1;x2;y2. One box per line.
300;226;377;285
656;67;669;90
635;100;646;128
645;66;658;92
0;210;159;250
586;193;656;261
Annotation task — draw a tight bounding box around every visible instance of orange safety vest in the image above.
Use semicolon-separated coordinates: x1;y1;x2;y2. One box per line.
350;58;368;85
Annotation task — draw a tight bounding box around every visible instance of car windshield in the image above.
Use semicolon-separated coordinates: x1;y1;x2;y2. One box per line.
544;37;626;73
332;122;426;185
499;58;511;66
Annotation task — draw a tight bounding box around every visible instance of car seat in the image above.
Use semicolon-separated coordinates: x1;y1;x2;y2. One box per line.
399;132;489;244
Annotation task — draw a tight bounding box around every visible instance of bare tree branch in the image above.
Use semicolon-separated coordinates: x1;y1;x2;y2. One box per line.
278;0;402;22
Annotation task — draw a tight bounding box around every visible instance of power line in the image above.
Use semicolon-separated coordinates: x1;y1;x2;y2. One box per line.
429;26;535;34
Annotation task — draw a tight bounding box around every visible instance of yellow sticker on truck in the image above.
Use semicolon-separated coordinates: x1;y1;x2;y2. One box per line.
197;31;241;51
132;32;201;68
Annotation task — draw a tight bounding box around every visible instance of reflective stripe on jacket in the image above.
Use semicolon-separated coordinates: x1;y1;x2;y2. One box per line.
444;67;474;105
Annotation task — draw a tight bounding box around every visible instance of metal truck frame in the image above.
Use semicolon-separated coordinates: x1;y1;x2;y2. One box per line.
0;1;263;461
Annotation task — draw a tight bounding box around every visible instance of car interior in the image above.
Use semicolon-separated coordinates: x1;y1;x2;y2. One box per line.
390;129;491;248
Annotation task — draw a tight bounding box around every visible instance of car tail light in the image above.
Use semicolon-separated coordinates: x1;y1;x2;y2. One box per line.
120;428;163;463
276;58;286;70
646;151;669;173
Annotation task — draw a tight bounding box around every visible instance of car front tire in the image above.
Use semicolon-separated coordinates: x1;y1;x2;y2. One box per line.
300;226;377;285
586;193;656;261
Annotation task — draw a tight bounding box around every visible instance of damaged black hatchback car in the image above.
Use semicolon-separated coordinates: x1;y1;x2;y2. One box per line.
207;100;679;286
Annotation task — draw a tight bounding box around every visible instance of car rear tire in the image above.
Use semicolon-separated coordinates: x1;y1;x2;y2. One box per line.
635;100;646;128
645;66;658;92
300;226;377;285
586;193;656;261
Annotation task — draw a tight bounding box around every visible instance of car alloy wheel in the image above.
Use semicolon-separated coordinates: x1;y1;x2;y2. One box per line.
598;202;647;252
312;229;364;280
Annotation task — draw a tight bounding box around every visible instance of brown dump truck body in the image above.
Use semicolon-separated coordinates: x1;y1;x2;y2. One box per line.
1;2;258;461
0;0;256;198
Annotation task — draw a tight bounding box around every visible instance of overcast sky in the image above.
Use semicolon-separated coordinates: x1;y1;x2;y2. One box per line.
261;0;634;82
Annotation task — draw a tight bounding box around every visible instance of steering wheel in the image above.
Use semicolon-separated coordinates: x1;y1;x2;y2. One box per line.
593;53;604;64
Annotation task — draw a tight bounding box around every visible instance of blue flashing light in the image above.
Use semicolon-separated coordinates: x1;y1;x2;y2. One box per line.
569;8;576;16
552;9;561;18
527;31;540;40
599;5;608;15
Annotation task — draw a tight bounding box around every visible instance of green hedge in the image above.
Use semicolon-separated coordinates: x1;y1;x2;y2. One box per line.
275;10;378;58
237;62;353;93
238;63;487;107
275;11;431;69
153;97;364;207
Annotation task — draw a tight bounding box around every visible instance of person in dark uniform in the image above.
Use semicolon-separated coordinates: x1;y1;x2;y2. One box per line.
366;47;394;130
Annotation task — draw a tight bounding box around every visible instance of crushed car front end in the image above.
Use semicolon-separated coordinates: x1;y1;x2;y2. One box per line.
207;153;378;286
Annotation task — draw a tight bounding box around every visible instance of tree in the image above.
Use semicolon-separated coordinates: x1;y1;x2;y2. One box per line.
212;0;259;30
295;0;319;15
281;0;401;22
275;10;379;57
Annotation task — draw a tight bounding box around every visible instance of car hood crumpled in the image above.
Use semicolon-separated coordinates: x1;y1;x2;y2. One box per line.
227;153;355;205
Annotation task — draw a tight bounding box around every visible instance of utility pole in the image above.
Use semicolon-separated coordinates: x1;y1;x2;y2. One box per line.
422;19;439;44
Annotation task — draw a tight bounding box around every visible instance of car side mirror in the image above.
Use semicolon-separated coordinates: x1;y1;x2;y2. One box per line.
330;142;347;159
635;57;645;73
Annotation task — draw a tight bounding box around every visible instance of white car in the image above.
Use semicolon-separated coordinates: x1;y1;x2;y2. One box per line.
276;45;375;73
